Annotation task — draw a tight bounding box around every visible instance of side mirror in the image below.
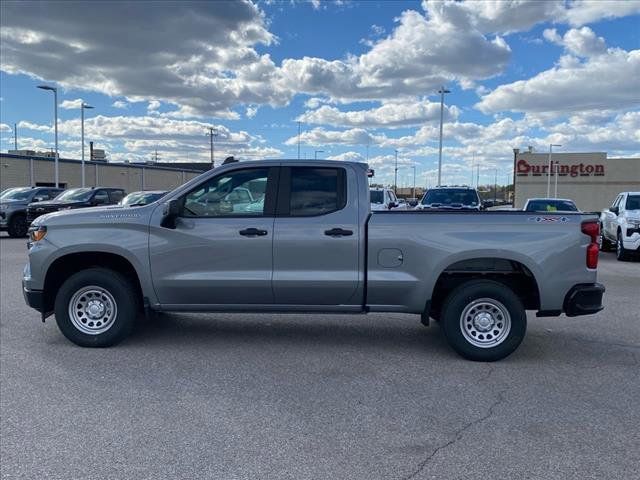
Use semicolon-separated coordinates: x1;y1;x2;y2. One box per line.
33;196;46;202
161;199;181;229
610;206;619;215
388;202;397;209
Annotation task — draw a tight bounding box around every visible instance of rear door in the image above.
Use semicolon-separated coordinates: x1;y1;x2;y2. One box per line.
272;166;361;306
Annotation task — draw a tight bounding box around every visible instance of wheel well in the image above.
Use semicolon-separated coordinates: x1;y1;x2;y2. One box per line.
43;252;143;314
430;258;540;317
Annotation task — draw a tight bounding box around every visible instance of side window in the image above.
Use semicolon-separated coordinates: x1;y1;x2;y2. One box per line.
389;191;398;203
110;190;124;203
287;167;346;217
93;190;109;205
182;168;269;217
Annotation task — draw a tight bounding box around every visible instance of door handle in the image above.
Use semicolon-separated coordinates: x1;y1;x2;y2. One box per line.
324;228;353;237
239;228;268;236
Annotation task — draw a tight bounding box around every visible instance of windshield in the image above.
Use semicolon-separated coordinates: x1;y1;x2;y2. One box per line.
421;189;478;206
626;195;640;210
370;191;384;204
0;187;34;201
54;188;93;202
121;192;165;206
525;199;578;212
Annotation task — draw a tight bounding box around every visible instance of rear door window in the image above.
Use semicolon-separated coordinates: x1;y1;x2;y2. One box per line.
279;167;346;217
109;190;125;203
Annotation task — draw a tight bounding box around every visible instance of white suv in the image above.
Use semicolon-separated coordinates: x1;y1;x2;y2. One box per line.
370;188;404;211
600;192;640;261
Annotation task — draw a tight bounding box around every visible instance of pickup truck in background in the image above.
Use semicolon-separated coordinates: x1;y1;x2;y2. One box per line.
0;186;64;237
600;191;640;261
23;160;605;361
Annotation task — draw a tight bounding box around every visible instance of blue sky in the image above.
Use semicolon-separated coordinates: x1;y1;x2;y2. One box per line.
1;0;639;187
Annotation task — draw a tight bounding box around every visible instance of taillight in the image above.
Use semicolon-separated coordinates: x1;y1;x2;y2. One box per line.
581;220;599;269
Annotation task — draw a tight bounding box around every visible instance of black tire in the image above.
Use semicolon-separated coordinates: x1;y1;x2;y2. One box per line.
616;231;632;261
7;213;28;238
54;268;138;347
599;225;612;251
440;280;526;362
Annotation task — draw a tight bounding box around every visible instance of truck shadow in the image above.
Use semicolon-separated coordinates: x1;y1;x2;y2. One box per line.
130;312;454;357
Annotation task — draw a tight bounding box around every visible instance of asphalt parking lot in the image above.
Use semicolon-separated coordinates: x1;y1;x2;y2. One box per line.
1;235;638;480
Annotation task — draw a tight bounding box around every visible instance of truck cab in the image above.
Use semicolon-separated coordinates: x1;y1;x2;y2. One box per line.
600;191;640;260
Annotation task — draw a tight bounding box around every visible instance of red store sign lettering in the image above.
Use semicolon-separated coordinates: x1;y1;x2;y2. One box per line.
517;159;605;177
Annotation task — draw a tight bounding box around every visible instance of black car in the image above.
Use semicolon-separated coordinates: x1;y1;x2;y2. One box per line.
1;186;65;237
27;187;126;223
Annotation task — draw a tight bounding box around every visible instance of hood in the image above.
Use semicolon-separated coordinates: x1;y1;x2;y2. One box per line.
32;204;152;226
29;200;88;208
0;198;27;206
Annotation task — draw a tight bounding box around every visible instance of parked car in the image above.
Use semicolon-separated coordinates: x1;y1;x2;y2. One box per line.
26;187;126;223
415;186;482;211
370;187;403;211
600;191;640;261
120;190;168;207
23;160;604;362
523;198;579;213
0;186;64;237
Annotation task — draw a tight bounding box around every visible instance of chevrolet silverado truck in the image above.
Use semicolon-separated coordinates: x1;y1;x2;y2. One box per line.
22;160;605;361
599;191;640;261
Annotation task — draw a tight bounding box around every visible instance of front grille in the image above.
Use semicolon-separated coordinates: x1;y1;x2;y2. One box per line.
27;206;59;223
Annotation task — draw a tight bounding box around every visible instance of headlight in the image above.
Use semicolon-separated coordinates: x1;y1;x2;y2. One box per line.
28;225;47;242
629;220;640;228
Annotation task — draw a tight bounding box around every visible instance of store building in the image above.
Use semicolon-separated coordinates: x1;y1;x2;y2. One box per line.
514;152;640;212
0;153;209;192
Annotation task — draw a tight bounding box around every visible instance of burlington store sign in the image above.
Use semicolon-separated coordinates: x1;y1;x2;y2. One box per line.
517;159;605;178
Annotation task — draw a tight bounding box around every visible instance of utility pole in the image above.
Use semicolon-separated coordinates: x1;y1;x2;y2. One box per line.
13;122;17;150
297;121;301;160
152;149;161;163
494;168;498;204
437;86;450;187
37;85;58;187
394;149;398;194
207;127;218;168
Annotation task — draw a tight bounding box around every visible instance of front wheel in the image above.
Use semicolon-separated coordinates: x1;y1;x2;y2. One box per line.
7;213;28;237
440;280;527;361
616;231;632;261
54;268;138;347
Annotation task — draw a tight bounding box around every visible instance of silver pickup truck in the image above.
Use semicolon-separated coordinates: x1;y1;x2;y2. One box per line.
23;160;604;361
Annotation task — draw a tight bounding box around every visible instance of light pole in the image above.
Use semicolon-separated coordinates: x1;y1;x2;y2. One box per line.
37;85;59;187
437;86;450;186
494;168;498;204
314;150;324;160
297;121;301;160
412;165;416;200
81;102;94;187
394;149;398;194
546;143;561;197
554;162;560;198
207;127;218;168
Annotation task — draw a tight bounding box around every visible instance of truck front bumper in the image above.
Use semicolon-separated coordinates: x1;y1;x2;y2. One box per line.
23;285;45;313
563;283;605;317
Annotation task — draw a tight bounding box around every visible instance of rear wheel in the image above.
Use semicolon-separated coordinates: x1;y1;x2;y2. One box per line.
440;280;526;361
54;268;138;347
7;213;28;238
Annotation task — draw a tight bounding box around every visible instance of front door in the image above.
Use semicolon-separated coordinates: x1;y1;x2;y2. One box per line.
272;166;362;306
149;167;278;306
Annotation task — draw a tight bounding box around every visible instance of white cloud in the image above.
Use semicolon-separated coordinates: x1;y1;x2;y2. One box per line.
18;120;52;132
562;0;640;26
325;151;365;162
476;47;640;114
297;100;459;129
59;98;84;109
543;27;606;57
245;106;258;118
0;123;11;132
111;100;128;109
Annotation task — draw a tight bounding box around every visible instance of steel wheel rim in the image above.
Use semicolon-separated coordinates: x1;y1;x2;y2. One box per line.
460;298;511;348
68;286;117;335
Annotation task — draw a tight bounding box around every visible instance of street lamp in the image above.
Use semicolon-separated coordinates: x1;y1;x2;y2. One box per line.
412;165;416;200
81;102;94;187
37;85;59;187
437;86;450;187
314;150;324;160
394;149;398;194
546;143;562;197
207;127;218;168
